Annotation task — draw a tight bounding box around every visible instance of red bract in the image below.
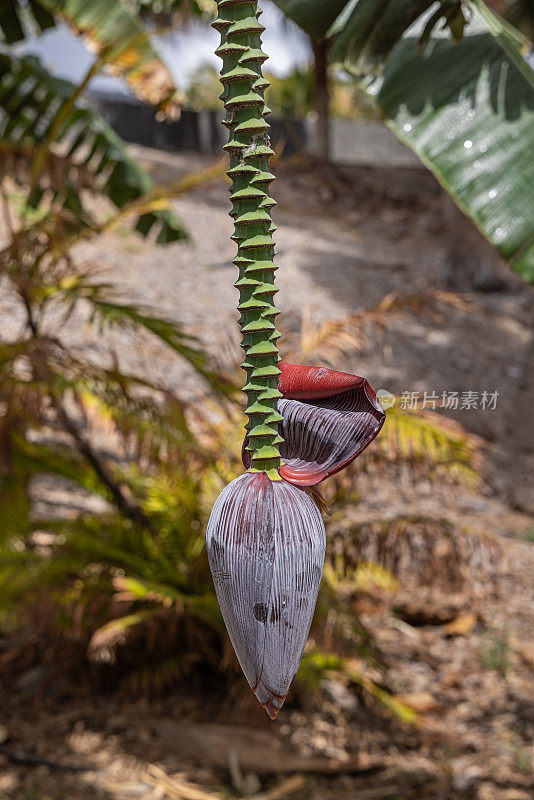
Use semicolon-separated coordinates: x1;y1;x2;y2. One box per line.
242;362;385;486
206;472;326;719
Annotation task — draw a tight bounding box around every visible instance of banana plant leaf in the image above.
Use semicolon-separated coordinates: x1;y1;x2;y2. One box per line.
274;0;534;282
136;0;216;19
0;0;179;111
0;53;186;242
0;0;55;43
274;0;349;40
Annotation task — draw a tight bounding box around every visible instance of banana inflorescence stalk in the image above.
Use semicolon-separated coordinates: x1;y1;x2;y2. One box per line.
213;0;283;480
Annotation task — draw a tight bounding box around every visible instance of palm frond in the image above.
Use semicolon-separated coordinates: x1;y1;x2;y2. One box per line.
0;0;55;43
134;0;216;26
87;609;161;663
322;560;398;597
285;306;366;365
87;578;222;664
281;290;475;365
0;53;186;240
377;406;483;486
87;296;227;394
50;157;228;254
0;0;181;112
329;515;503;590
297;649;418;724
77;385;194;464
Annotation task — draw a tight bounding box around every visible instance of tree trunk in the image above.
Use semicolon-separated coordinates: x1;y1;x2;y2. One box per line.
311;38;330;164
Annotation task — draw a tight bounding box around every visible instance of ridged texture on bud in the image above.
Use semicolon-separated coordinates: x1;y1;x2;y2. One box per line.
206;472;326;718
243;362;386;486
214;0;283;478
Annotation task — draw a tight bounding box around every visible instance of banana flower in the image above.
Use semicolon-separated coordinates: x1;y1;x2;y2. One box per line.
208;0;385;719
207;364;384;718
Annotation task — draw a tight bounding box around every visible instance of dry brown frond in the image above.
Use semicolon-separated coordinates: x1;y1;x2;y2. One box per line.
329;515;503;591
0;143;94;197
374;406;485;484
281;290;475;364
295;307;366;364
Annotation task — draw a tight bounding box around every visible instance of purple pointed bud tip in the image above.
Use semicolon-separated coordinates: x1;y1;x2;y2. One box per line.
206;472;326;719
255;681;286;720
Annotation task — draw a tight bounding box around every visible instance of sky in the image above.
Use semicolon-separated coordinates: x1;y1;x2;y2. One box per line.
14;1;311;96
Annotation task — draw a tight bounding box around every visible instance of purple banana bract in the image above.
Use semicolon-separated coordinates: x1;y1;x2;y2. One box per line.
243;362;386;486
206;472;326;719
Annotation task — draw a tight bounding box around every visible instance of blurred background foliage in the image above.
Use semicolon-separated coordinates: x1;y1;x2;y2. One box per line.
186;61;379;120
0;0;528;731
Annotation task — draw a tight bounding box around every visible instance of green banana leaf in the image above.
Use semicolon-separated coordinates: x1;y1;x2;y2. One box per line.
0;0;179;111
275;0;534;282
274;0;349;40
0;0;55;43
135;0;216;18
0;53;186;242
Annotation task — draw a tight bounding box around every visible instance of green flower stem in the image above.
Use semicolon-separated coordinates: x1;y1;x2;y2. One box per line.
214;0;283;480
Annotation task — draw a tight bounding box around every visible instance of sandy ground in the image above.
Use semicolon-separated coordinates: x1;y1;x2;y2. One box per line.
65;146;534;507
2;147;532;499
